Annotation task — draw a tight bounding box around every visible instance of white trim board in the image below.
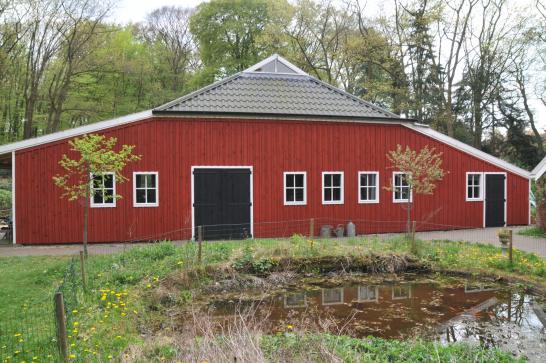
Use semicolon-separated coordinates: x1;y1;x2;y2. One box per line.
0;110;153;154
531;156;546;179
483;172;507;228
190;166;254;240
404;123;530;179
11;151;16;245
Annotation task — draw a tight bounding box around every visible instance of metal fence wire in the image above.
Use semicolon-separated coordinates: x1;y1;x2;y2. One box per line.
0;218;542;363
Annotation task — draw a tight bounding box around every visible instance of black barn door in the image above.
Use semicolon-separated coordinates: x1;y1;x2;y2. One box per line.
193;168;251;240
485;174;505;227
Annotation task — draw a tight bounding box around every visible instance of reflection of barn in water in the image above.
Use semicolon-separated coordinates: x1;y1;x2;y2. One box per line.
209;282;500;339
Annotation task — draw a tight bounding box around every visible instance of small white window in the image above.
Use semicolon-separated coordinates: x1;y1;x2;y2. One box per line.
358;172;379;203
91;172;116;208
392;285;411;300
133;172;159;207
393;172;412;203
284;172;306;205
322;172;344;204
322;288;344;305
357;285;378;302
466;172;482;201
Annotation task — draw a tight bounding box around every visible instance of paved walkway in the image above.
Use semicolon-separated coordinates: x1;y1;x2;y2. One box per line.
0;226;544;259
416;226;546;259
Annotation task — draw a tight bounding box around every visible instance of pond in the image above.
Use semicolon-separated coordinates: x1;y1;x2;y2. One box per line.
202;277;546;361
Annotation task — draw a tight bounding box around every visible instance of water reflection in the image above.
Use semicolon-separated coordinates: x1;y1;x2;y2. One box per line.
207;280;545;359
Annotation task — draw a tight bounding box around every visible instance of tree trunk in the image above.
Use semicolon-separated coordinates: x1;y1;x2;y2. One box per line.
83;184;89;258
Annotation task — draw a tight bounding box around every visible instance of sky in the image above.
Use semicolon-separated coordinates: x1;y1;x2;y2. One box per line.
111;0;546;131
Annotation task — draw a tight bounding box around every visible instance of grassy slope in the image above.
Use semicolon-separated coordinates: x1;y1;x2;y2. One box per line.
517;226;546;238
1;236;544;362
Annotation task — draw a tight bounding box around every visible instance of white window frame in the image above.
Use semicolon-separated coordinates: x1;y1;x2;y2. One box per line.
283;171;307;206
357;285;379;303
466;172;483;201
392;172;412;203
90;172;116;208
133;172;159;207
321;288;344;306
322;171;344;205
358;171;379;204
392;285;412;300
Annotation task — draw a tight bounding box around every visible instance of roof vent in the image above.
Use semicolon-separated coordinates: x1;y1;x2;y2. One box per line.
243;54;307;75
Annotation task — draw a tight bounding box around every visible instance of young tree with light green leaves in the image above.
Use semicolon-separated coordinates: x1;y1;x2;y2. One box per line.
385;144;445;237
53;134;140;257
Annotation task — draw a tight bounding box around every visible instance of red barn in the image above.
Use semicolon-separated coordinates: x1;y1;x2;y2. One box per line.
0;55;531;244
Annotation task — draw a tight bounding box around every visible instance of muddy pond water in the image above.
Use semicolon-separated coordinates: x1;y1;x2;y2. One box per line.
204;277;546;361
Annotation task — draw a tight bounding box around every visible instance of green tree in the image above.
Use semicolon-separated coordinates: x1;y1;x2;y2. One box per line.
190;0;290;82
53;134;140;256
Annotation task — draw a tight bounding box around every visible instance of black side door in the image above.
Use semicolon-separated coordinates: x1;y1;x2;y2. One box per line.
485;174;505;227
193;168;252;240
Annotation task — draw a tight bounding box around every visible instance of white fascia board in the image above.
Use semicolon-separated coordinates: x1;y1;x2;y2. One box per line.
404;123;531;179
0;110;153;154
531;156;546;180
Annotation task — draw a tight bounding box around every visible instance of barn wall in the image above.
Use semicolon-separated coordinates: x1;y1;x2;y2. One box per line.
15;117;530;244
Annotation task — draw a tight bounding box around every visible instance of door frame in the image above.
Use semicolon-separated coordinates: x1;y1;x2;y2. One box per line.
483;172;507;228
190;165;254;240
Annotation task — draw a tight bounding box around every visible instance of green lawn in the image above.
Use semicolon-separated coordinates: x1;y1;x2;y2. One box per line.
1;236;544;362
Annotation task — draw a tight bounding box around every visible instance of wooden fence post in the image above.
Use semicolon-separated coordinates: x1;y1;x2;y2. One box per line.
197;225;203;264
411;220;417;255
508;229;513;265
309;218;315;238
79;251;87;291
54;292;69;362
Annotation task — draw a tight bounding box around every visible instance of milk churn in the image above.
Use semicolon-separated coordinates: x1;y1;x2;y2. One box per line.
346;221;356;237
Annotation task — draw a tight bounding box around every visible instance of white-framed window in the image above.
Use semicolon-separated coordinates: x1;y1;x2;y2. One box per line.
90;172;116;208
392;172;412;203
358;172;379;203
392;285;411;300
322;288;344;305
466;172;482;201
357;285;378;302
133;172;159;207
322;172;344;204
284;172;306;205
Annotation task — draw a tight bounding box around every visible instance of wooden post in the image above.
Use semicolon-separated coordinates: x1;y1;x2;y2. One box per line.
411;220;417;254
79;251;87;291
197;225;203;264
309;218;315;238
54;292;69;362
508;229;513;265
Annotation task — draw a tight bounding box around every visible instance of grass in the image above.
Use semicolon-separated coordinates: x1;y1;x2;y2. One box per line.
0;236;544;362
517;226;546;238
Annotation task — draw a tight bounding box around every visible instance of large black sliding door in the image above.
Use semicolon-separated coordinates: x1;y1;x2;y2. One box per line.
193;168;252;240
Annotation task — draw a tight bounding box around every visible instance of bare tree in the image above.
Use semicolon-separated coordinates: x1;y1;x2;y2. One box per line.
435;0;478;137
21;0;66;138
45;0;114;133
141;6;196;92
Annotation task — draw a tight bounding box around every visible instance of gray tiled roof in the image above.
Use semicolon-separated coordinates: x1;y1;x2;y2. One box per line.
153;72;400;120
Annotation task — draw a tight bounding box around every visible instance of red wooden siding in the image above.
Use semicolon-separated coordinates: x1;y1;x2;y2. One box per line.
15;117;529;244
